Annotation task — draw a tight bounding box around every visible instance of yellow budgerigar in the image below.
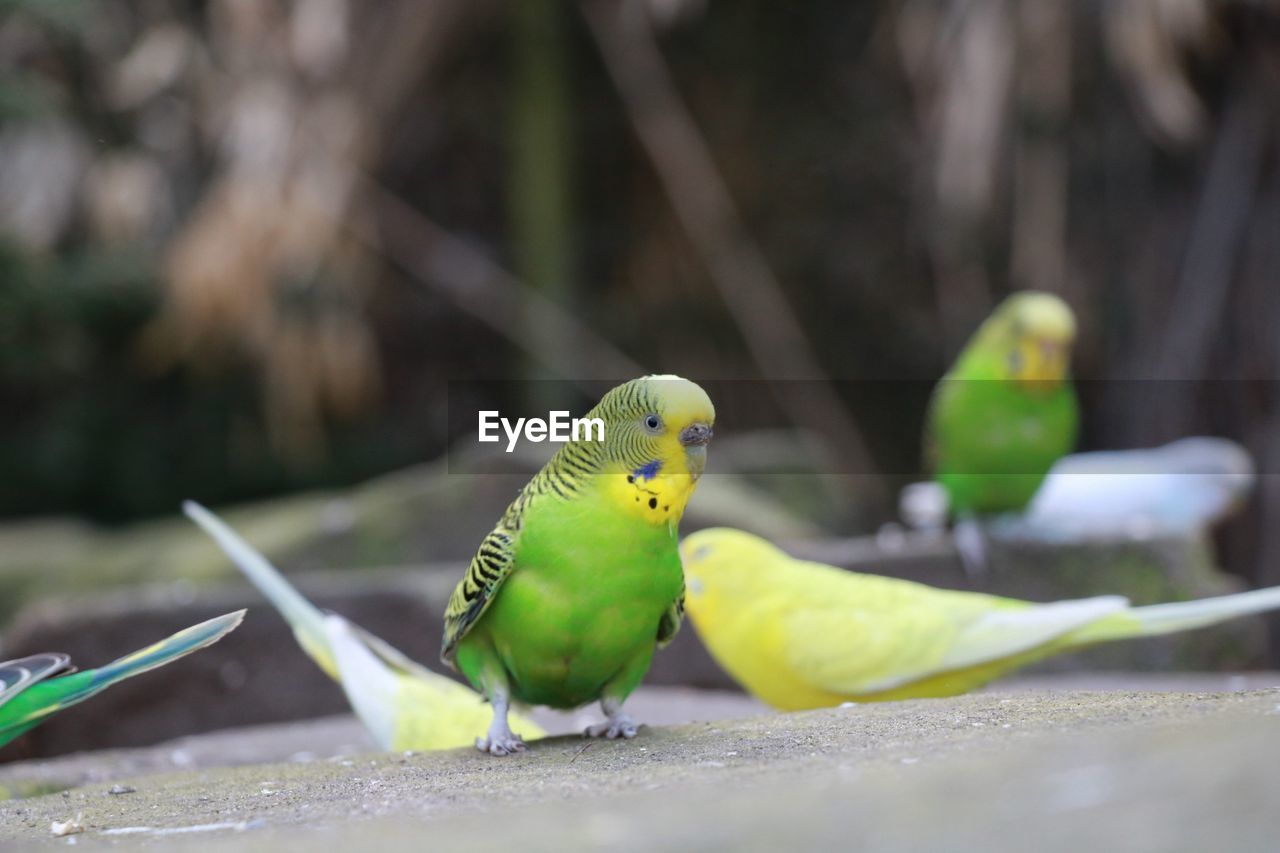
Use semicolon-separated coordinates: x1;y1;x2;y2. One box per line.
184;502;544;751
681;527;1280;710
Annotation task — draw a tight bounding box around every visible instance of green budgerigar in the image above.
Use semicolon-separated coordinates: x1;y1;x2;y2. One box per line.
443;375;715;755
0;610;244;748
926;291;1079;515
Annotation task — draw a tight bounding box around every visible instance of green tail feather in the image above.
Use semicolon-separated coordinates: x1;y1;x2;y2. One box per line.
0;610;244;747
87;610;245;691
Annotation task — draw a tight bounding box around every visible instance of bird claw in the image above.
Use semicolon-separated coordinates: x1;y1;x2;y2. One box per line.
953;517;989;580
584;715;639;740
475;733;526;756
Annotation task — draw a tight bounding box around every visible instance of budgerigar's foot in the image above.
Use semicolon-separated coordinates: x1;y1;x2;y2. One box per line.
953;516;989;579
475;732;526;756
584;714;639;740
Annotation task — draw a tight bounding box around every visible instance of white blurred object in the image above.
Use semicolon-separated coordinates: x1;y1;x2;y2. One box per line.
899;481;950;534
1012;437;1254;539
875;522;908;552
899;437;1254;542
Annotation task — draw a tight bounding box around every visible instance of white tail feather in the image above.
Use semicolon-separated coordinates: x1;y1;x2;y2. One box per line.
323;615;398;750
938;596;1130;673
183;501;328;653
1127;585;1280;637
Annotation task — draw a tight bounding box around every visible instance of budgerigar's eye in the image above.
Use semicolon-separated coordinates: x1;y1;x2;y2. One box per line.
644;414;662;432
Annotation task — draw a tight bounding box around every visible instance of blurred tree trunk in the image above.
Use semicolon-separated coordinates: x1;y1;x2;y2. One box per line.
510;0;578;409
1010;0;1071;296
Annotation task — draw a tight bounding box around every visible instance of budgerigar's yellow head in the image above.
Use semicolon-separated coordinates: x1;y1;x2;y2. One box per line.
965;291;1076;391
681;527;870;711
680;527;778;626
590;375;715;525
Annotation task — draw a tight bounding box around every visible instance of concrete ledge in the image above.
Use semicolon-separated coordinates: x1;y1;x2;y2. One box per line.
1;689;1277;850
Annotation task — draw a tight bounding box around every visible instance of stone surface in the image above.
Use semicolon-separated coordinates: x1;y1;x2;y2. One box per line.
1;688;1278;850
0;686;768;797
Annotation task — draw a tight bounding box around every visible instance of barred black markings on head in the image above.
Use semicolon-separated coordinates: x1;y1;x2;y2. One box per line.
499;376;672;527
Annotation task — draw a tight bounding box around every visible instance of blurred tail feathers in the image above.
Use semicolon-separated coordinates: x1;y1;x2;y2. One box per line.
183;500;543;751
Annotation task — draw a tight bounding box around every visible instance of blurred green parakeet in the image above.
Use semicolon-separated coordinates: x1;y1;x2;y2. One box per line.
682;528;1280;710
184;501;545;752
0;610;243;748
926;291;1078;515
443;375;715;755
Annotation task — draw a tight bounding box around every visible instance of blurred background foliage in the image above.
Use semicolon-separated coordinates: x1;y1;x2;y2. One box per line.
1;0;1279;588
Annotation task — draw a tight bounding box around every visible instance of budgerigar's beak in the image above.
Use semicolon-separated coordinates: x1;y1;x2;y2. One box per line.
1016;336;1070;389
1037;338;1066;367
681;422;712;479
679;422;713;447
